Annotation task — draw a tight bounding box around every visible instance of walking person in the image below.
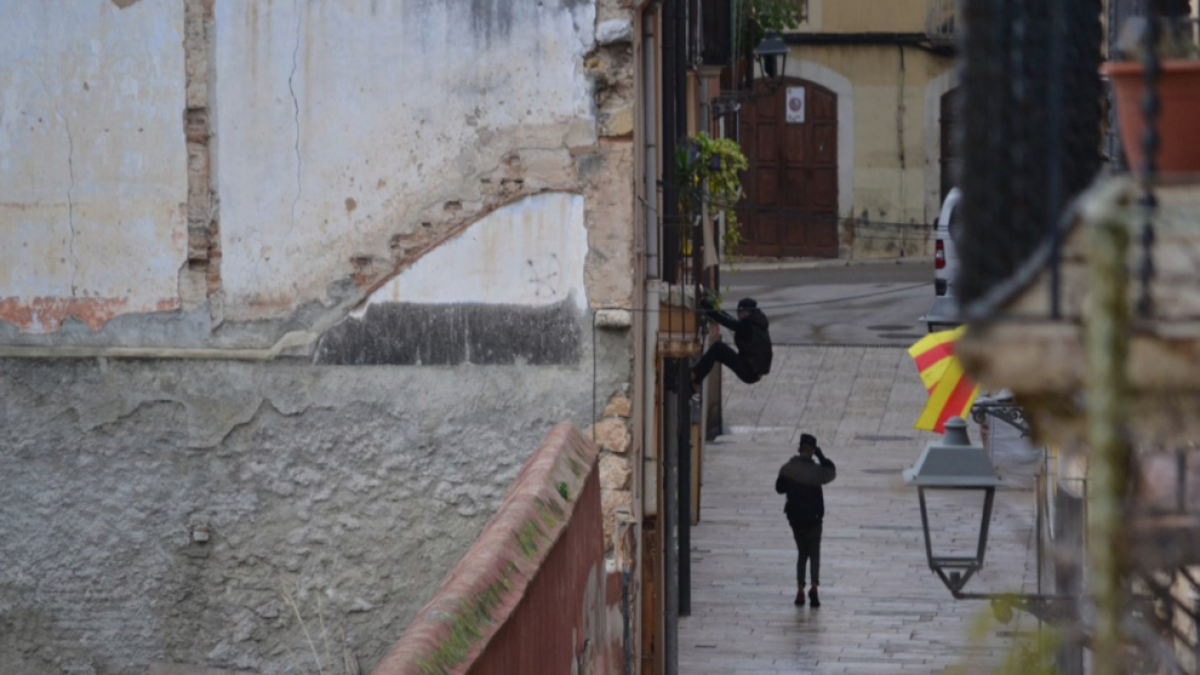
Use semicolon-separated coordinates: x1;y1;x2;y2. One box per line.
691;297;773;389
776;433;836;607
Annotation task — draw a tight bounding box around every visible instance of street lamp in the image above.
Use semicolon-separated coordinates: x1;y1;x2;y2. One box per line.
753;31;789;88
904;417;1001;597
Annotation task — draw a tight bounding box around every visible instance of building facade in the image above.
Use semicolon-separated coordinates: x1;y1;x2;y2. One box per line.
728;0;957;259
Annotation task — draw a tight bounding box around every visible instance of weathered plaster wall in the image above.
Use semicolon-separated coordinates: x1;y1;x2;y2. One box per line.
214;0;597;321
352;193;589;312
0;351;629;675
317;193;589;366
800;0;928;33
0;3;188;333
1;0;633;347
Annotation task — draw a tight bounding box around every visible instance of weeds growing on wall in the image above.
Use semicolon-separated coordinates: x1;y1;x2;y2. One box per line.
279;581;362;675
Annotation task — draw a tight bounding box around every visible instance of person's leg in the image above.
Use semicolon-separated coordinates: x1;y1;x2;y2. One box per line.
793;526;810;586
721;350;761;384
701;342;760;384
808;526;823;587
691;342;731;385
791;525;808;605
807;526;823;607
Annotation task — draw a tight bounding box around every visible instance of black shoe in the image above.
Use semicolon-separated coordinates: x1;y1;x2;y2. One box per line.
793;590;805;606
808;587;821;608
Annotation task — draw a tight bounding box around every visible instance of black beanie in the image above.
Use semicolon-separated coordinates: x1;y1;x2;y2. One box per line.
799;433;817;449
737;298;758;310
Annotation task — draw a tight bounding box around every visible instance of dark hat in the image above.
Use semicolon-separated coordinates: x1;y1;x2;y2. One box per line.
799;433;818;449
737;298;758;310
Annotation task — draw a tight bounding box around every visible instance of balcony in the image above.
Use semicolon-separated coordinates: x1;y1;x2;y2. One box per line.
925;0;957;47
958;176;1200;449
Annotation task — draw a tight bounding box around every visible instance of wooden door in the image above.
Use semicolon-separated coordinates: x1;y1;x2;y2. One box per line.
737;77;838;258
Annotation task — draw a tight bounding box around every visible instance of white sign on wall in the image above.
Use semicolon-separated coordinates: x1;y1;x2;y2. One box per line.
785;86;806;124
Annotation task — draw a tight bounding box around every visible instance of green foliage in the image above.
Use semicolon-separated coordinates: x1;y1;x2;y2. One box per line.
675;133;749;267
943;598;1059;675
733;0;805;76
744;0;804;37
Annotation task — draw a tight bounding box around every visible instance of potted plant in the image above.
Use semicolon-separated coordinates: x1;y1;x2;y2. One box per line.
1103;16;1200;173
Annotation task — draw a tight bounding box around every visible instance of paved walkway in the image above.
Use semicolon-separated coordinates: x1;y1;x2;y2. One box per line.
680;346;1038;674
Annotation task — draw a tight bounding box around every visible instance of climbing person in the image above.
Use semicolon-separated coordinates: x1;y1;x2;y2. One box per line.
690;296;773;389
775;433;836;607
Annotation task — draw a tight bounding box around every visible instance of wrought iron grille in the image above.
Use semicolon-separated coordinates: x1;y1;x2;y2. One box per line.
956;0;1103;311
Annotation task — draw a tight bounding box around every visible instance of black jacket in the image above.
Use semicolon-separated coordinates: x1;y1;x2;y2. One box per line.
775;451;836;528
707;307;773;375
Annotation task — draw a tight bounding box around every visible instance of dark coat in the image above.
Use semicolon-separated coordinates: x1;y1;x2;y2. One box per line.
707;307;773;375
775;451;836;528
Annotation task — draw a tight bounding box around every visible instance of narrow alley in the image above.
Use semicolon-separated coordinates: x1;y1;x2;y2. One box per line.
679;346;1039;674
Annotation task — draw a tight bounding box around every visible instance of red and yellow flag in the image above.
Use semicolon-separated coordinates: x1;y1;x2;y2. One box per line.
908;326;979;433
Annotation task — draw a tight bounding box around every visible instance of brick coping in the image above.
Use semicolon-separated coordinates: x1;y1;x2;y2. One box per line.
370;423;599;675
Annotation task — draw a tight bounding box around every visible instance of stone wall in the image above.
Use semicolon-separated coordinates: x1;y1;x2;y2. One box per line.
0;352;629;675
0;0;638;674
370;424;624;675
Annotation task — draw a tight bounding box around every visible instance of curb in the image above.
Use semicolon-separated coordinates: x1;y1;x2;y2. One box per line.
728;256;933;272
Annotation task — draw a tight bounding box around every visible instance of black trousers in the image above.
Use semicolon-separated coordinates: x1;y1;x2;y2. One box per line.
791;524;823;587
692;342;760;385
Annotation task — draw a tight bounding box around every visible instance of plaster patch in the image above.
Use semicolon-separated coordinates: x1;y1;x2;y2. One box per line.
355;192;588;313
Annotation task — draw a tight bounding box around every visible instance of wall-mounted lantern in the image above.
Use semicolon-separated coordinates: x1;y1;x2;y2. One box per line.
753;31;788;88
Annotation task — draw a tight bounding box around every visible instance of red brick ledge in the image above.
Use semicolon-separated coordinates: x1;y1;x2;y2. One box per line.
370;423;599;675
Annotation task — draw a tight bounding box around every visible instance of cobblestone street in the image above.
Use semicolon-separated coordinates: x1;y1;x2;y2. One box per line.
679;346;1039;674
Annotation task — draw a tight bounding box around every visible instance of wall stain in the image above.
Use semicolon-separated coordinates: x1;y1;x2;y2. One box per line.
315;297;582;366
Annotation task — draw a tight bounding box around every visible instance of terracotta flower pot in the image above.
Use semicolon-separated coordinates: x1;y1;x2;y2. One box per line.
1103;60;1200;173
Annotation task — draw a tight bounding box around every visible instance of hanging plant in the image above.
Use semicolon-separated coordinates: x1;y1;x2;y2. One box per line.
675;133;749;267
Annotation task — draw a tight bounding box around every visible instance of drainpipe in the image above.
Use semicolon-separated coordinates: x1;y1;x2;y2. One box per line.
677;359;692;618
661;0;679;286
662;363;680;675
643;6;660;280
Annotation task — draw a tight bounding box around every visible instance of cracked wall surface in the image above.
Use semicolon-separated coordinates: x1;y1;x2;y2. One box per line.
0;0;625;348
0;347;630;675
213;0;598;324
0;3;188;333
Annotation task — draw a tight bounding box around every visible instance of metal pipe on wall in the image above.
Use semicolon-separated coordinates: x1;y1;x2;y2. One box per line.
643;8;660;280
662;366;680;675
661;0;679;287
677;359;692;617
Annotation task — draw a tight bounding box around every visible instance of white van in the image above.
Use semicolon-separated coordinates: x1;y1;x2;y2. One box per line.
922;188;963;332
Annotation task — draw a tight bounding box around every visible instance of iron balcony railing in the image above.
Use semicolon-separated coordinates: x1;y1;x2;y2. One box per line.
956;0;1200;325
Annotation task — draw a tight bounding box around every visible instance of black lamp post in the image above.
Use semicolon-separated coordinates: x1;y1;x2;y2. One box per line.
753;31;789;88
903;417;1002;597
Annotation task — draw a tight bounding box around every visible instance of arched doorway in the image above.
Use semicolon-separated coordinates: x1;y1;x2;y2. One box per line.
737;77;838;258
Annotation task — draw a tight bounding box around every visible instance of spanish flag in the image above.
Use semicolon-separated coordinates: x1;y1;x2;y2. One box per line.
908;327;979;433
